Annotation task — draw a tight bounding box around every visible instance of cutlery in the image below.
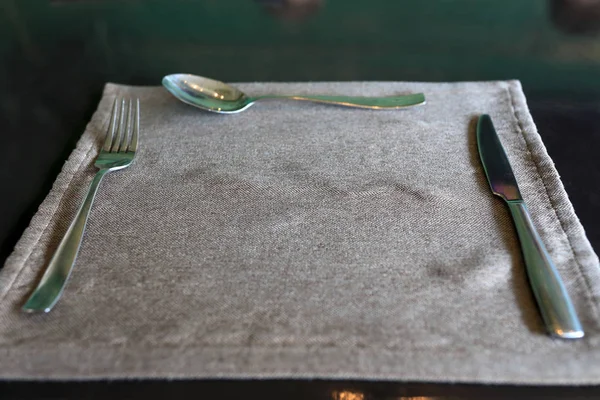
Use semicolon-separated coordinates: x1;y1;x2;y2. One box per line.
477;114;583;339
22;98;140;313
162;73;426;114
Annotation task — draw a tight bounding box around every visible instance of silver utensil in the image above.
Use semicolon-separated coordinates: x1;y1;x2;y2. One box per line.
22;98;140;313
162;73;426;114
477;114;583;339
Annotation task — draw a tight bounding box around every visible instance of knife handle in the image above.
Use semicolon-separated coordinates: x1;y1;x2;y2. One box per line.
507;201;584;339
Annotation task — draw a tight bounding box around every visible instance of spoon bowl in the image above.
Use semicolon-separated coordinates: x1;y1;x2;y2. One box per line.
162;73;426;114
162;74;253;113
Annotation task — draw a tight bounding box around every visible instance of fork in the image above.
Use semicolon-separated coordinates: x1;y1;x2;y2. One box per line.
22;98;139;313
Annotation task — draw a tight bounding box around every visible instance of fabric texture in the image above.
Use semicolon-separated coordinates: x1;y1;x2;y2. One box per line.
1;81;599;383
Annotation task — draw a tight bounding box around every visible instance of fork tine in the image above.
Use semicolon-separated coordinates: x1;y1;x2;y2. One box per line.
127;99;139;153
119;99;133;152
110;99;126;152
103;98;120;152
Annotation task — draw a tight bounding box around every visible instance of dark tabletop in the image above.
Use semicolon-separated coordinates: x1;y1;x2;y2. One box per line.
1;1;599;398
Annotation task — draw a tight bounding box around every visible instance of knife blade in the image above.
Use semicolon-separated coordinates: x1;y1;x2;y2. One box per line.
477;114;583;339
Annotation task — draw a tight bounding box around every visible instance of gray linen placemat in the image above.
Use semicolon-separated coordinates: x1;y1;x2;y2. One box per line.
1;81;599;383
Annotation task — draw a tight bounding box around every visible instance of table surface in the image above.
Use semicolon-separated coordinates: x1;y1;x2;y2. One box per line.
1;1;599;398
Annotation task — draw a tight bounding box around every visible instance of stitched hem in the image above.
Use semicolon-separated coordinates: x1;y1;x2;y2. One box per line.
505;83;600;322
1;344;599;384
0;86;119;303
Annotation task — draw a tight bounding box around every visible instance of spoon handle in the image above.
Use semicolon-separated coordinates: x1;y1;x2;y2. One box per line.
252;93;426;109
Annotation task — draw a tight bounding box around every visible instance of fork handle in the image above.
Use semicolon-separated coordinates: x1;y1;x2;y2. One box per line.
22;169;108;313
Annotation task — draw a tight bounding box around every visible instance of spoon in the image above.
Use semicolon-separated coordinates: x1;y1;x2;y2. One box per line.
162;73;426;114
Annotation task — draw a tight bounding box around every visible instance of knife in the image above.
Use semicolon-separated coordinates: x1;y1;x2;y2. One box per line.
476;114;583;339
